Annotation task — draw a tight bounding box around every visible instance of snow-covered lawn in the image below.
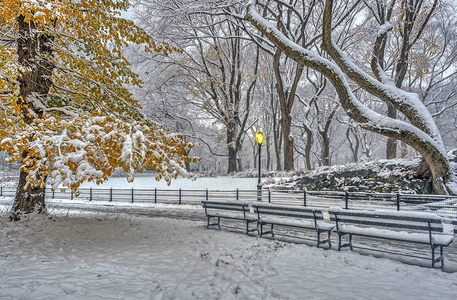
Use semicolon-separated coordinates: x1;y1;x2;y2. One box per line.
1;202;457;299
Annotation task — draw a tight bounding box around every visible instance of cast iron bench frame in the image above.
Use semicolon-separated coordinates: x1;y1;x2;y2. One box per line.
202;200;258;235
252;203;334;249
329;208;454;268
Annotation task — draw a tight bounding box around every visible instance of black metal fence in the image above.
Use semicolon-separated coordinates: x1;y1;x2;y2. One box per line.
1;186;456;219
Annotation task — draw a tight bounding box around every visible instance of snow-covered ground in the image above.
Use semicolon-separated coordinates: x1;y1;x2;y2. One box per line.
1;199;457;299
1;174;261;190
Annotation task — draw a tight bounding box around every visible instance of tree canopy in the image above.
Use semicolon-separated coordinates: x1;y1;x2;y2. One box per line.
0;0;193;214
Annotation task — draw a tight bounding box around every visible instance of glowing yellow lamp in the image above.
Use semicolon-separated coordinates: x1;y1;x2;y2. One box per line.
255;132;264;145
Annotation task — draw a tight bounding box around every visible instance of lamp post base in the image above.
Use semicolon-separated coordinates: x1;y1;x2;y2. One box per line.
257;184;262;201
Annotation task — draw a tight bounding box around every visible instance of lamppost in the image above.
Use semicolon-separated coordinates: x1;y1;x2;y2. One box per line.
255;131;264;201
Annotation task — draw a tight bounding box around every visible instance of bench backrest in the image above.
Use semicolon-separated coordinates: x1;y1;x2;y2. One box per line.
252;203;325;221
328;209;444;233
202;200;248;214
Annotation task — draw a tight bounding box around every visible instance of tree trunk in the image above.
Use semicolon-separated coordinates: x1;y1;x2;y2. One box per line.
237;150;243;172
346;127;359;163
416;158;432;179
269;85;283;171
12;15;55;217
266;136;271;171
12;163;47;220
227;147;238;173
253;141;257;169
281;115;294;171
227;126;238;174
273;50;303;171
273;49;301;172
400;141;408;158
273;118;283;171
275;135;282;171
386;104;397;159
420;149;453;195
321;135;331;166
304;126;313;170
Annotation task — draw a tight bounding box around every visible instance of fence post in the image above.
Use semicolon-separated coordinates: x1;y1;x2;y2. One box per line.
1;186;3;196
179;188;182;205
131;187;134;203
396;192;400;211
206;189;209;201
90;187;92;201
344;191;348;209
268;189;271;203
236;188;239;201
71;191;73;200
110;188;113;202
52;190;55;199
304;190;307;207
154;188;157;203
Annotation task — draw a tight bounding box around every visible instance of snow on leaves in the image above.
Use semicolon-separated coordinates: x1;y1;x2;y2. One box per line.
1;113;194;194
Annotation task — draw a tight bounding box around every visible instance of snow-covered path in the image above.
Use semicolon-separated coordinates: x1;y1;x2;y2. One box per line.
1;203;457;299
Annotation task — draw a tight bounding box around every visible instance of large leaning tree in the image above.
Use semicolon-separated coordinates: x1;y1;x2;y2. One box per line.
0;0;194;219
244;0;457;195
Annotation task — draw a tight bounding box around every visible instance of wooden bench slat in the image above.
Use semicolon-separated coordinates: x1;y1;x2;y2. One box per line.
259;216;315;229
339;225;453;246
208;211;246;220
257;210;320;220
328;216;443;232
330;210;442;224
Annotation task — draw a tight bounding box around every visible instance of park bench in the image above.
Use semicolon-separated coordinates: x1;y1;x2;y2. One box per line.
202;200;258;235
328;208;454;268
252;203;334;249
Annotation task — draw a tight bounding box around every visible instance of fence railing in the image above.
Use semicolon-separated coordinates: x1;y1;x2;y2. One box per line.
1;187;456;219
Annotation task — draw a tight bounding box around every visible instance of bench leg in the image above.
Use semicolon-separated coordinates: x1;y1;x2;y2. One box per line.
431;244;445;269
440;246;444;268
259;223;274;238
327;231;332;249
245;220;259;236
337;233;352;251
338;233;342;251
206;216;221;230
316;230;332;249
